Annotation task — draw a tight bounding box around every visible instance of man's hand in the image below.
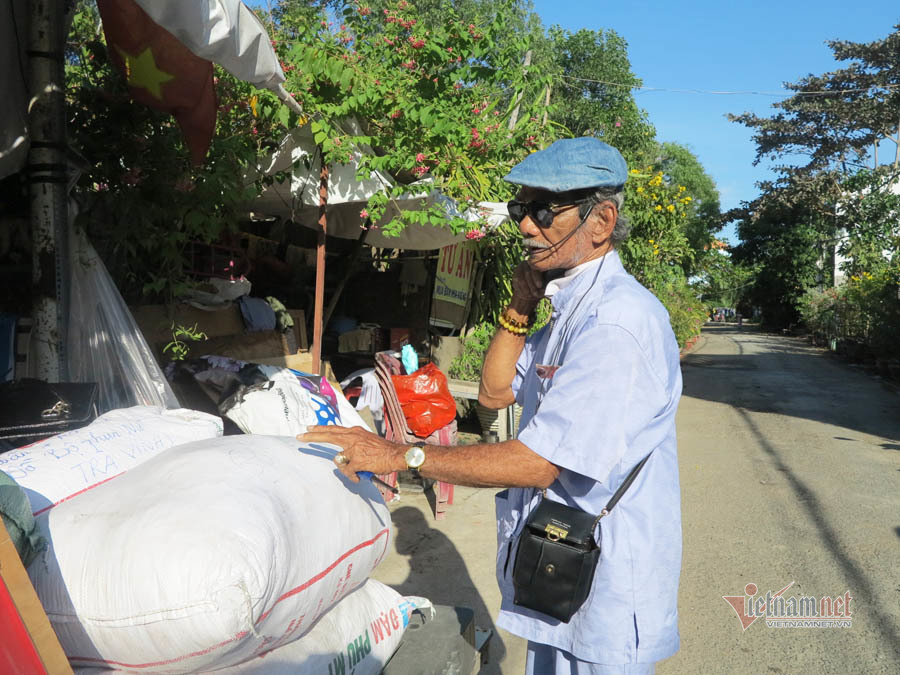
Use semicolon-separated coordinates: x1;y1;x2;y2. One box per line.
298;426;405;483
509;262;546;317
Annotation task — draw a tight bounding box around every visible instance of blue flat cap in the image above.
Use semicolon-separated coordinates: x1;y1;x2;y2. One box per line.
504;137;628;193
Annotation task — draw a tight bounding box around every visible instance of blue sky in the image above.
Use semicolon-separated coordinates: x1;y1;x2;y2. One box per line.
532;0;900;242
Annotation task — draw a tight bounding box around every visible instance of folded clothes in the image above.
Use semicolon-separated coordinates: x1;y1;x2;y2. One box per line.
237;296;276;332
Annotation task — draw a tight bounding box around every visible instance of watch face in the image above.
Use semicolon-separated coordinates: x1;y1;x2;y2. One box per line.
405;445;426;469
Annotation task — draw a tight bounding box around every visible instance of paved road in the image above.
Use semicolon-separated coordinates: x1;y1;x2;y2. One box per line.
373;325;900;674
663;325;900;675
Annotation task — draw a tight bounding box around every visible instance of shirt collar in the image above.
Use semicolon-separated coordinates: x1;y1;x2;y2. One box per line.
544;249;623;314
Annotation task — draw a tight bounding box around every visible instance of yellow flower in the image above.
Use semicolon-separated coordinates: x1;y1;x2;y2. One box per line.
250;95;259;117
678;186;686;192
629;169;639;174
666;204;675;213
650;193;657;200
654;205;662;211
683;196;692;202
636;186;645;193
648;239;655;244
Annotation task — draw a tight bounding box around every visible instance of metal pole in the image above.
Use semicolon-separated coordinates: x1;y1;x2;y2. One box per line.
27;0;69;381
310;160;328;375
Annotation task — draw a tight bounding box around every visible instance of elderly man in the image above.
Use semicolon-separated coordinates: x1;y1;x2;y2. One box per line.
300;138;682;674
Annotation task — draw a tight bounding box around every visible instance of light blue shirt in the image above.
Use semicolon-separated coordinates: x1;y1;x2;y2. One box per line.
495;250;683;665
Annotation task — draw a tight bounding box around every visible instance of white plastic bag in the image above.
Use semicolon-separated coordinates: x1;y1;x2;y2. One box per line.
31;435;391;672
223;366;371;435
0;406;222;516
67;227;180;413
222;580;431;674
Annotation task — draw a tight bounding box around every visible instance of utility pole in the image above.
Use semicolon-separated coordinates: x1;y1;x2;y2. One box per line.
28;0;69;381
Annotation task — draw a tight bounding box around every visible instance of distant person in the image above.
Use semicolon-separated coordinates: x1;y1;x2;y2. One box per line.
302;138;682;674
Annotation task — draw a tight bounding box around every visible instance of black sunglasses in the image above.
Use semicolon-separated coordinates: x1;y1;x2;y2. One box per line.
507;196;595;228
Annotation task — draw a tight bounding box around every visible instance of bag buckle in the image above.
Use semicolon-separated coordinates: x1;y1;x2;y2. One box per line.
544;523;568;542
41;400;71;419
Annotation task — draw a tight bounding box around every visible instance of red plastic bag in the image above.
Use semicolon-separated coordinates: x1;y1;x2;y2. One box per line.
391;363;457;438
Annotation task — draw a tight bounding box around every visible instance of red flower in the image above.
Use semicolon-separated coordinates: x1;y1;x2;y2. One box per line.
360;209;369;219
415;152;426;163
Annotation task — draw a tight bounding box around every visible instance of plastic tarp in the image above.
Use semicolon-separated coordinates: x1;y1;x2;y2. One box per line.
67;226;179;412
252;123;511;250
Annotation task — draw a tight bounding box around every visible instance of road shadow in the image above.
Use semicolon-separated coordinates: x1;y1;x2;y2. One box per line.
681;326;900;662
734;408;900;661
681;327;900;443
387;505;504;674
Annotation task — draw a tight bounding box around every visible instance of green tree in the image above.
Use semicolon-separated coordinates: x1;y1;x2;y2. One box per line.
729;23;900;175
836;167;900;278
65;4;279;302
730;197;825;328
653;142;721;275
694;250;754;310
272;0;554;235
545;27;656;164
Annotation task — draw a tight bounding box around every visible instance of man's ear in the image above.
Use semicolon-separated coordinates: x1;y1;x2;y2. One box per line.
589;202;617;245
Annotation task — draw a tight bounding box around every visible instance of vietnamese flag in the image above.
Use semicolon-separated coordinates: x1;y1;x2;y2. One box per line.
97;0;217;165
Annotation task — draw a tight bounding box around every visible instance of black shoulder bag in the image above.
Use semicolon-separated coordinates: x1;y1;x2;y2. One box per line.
511;452;651;623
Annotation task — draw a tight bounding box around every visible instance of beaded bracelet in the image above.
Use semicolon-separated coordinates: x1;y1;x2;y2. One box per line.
498;308;532;336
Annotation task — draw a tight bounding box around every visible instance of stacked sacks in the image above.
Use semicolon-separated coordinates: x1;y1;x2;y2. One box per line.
0;406;223;516
29;435;403;672
221;580;431;674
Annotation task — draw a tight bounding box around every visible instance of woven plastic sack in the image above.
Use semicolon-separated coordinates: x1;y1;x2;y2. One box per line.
0;406;222;516
30;435;391;672
221;580;432;674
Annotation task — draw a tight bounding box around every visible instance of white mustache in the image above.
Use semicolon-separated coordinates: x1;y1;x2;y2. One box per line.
522;239;550;250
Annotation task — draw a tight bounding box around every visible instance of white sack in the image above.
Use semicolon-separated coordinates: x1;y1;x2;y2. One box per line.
0;406;222;516
222;580;428;675
31;435;391;672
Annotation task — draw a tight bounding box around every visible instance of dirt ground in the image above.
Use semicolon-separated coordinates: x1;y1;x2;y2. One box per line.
372;325;900;674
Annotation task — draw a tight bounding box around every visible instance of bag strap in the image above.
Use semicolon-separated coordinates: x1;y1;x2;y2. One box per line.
538;450;653;526
591;452;653;529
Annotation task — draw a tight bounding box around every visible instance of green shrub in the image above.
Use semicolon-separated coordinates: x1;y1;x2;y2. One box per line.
653;279;708;348
798;268;900;360
448;322;495;382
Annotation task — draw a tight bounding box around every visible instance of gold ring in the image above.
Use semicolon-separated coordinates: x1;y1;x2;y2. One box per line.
335;453;350;466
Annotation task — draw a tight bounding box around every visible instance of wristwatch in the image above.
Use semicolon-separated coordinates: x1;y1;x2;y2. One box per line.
404;441;427;476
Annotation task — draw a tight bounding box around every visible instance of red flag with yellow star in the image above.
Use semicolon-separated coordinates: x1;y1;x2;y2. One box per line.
97;0;217;165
